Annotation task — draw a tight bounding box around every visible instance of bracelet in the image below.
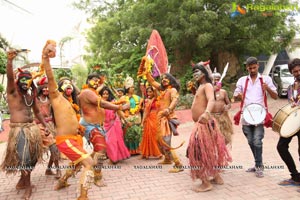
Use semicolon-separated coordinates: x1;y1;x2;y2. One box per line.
42;55;48;58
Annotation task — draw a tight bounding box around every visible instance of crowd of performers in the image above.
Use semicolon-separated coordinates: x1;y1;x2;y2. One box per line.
0;40;200;200
4;40;300;199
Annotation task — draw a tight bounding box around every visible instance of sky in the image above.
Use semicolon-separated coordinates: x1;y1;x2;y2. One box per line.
0;0;89;62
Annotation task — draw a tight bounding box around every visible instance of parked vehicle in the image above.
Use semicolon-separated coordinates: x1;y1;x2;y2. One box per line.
270;64;294;97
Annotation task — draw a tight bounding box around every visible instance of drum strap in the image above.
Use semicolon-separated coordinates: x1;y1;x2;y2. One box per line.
259;78;269;111
239;78;249;112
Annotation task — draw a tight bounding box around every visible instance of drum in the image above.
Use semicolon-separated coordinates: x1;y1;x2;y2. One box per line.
243;103;266;125
272;104;300;138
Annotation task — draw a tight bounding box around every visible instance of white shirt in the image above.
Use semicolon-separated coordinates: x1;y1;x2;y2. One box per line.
234;73;277;125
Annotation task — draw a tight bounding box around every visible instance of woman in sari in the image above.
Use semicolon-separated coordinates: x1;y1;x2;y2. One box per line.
99;87;130;164
139;86;162;159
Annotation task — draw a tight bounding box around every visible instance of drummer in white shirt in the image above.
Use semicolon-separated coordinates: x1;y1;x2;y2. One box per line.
277;58;300;188
233;56;278;178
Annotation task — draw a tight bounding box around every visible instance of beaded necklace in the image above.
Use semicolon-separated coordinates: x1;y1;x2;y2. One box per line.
23;94;34;107
38;96;48;103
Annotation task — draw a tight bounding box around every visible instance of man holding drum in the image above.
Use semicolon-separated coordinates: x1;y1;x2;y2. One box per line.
233;57;278;178
277;58;300;187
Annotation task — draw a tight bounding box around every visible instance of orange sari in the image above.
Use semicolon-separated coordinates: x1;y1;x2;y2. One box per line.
139;98;162;158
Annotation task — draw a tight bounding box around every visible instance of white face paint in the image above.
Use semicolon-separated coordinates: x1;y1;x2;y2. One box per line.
193;69;203;82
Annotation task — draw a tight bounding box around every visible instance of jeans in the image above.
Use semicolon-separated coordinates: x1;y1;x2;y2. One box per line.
242;124;264;168
277;131;300;182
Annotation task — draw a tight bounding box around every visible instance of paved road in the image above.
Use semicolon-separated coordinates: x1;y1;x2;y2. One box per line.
1;97;300;200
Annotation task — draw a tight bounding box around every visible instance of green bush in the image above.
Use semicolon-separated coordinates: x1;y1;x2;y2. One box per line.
176;93;194;110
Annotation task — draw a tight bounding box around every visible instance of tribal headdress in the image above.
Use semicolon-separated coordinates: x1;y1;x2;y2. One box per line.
37;76;48;96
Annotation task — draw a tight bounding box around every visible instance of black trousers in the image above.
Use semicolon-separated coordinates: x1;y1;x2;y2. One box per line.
277;131;300;182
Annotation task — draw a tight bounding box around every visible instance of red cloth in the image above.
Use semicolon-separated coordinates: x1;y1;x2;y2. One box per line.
56;135;89;165
90;128;106;152
146;29;168;75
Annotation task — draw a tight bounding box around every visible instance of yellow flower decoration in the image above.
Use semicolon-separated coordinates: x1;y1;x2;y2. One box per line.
125;95;141;115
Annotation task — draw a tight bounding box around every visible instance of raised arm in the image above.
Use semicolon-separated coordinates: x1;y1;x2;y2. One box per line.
145;72;160;89
6;51;18;94
41;40;59;97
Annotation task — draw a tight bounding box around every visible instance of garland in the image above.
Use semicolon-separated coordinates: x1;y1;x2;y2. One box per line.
157;86;172;102
137;56;153;80
82;84;98;95
60;92;85;135
125;95;140;115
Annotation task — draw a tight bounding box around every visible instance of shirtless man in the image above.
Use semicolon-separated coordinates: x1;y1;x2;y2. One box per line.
211;72;234;145
142;70;183;173
42;40;94;200
79;73;129;187
1;50;49;199
35;77;61;178
186;63;231;192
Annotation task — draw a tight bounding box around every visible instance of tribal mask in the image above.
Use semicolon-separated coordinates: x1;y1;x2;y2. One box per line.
17;71;33;92
88;78;99;89
60;79;74;96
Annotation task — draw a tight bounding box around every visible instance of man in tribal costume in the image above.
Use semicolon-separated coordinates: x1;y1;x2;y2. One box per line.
1;50;49;199
79;73;129;187
35;76;61;178
41;40;94;200
186;64;231;192
210;72;234;146
141;69;184;173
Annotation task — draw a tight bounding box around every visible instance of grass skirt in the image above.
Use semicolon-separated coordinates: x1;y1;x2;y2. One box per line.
1;123;43;174
187;119;232;180
212;112;234;145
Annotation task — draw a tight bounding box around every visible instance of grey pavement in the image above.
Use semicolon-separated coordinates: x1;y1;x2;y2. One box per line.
1;97;300;200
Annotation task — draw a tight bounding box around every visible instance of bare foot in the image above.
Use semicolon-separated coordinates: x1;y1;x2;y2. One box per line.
54;180;70;190
94;179;107;187
22;185;35;200
108;160;118;165
192;183;213;192
16;177;26;190
158;159;173;165
168;166;184;173
55;170;62;179
138;156;144;160
211;174;224;185
45;169;55;176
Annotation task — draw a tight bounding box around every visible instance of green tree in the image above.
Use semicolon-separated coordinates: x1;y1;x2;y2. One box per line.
54;68;72;81
71;64;88;88
75;0;297;89
0;51;6;75
0;34;9;74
